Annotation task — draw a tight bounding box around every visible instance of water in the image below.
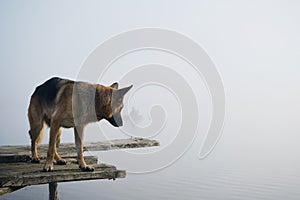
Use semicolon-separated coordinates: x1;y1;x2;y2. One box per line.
2;134;300;200
3;162;299;200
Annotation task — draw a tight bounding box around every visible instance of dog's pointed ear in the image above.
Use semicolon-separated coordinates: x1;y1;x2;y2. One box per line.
110;82;119;89
116;85;133;97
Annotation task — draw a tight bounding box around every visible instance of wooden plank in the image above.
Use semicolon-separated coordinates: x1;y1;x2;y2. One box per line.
0;155;124;196
0;162;125;187
0;138;159;158
0;186;24;196
0;156;98;178
85;138;160;151
0;154;31;163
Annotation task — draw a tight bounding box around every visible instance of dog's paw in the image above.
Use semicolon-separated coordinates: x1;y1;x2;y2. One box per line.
43;164;54;172
80;165;95;172
56;159;67;165
31;157;40;163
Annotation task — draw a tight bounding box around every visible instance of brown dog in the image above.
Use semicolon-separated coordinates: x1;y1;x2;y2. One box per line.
28;77;132;172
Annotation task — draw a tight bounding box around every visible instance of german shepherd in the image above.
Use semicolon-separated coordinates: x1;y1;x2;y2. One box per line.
28;77;132;172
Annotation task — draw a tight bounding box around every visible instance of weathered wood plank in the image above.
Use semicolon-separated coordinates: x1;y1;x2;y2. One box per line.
0;156;98;177
85;138;160;151
0;162;125;187
0;186;24;196
0;138;159;159
0;154;31;163
0;155;123;188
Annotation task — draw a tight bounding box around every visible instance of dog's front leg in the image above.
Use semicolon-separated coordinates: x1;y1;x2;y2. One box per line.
43;122;60;172
74;126;94;172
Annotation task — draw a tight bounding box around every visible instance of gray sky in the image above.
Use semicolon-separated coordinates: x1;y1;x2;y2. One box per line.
0;0;300;170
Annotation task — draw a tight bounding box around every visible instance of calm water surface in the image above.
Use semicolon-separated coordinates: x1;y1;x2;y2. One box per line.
2;137;300;200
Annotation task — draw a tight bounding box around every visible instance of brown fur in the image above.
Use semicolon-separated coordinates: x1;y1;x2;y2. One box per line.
28;77;132;172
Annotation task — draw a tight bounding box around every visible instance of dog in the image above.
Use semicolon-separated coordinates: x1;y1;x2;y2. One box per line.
28;77;132;172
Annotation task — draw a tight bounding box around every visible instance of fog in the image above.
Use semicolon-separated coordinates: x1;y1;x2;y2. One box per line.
1;1;300;199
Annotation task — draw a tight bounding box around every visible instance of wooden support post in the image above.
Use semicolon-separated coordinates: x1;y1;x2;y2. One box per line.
49;182;58;200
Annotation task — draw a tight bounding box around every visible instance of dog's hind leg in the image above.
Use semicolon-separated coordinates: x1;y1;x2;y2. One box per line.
28;98;45;163
54;127;67;165
43;121;60;172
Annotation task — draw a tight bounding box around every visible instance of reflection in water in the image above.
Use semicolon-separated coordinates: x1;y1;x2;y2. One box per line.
49;182;58;200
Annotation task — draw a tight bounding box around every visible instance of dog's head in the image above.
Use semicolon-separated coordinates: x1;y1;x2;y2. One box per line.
104;83;132;127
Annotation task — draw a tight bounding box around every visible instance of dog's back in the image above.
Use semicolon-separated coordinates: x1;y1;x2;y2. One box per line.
32;77;63;107
30;77;74;126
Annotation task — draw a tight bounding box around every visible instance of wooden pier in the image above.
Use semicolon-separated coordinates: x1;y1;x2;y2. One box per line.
0;138;159;198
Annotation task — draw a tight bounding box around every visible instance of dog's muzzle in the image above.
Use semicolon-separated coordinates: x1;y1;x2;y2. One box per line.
106;113;123;127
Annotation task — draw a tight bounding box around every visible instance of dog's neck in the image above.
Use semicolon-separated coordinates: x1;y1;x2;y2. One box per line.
94;85;112;121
